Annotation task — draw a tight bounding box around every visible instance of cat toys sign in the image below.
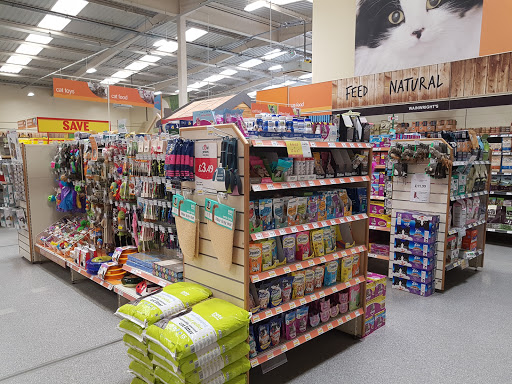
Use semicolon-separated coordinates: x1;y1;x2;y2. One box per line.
194;141;218;195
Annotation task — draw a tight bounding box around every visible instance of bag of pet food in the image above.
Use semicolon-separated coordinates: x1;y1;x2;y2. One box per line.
148;326;249;375
128;359;155;384
118;318;144;342
116;282;212;328
145;298;250;360
127;347;153;370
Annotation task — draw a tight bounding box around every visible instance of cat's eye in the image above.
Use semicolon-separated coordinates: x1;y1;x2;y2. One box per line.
426;0;442;10
388;10;405;25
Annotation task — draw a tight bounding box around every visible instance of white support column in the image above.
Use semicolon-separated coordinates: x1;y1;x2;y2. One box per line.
177;15;188;107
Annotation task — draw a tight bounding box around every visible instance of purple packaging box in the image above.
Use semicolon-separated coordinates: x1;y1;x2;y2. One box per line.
392;253;435;271
371;173;380;184
378;184;385;196
395;211;439;243
369;203;385;215
394;238;436;257
364;316;375;337
392;277;433;296
371;184;379;196
365;297;385;319
370;216;390;229
374;310;386;330
379;173;385;185
392;264;433;283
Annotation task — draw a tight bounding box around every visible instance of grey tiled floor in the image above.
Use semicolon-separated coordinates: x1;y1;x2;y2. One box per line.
0;228;510;384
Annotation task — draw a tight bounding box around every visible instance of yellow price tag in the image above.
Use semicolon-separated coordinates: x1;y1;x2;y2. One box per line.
285;141;304;157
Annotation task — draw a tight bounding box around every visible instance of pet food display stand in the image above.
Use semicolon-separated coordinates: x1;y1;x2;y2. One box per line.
180;124;371;371
388;138;491;291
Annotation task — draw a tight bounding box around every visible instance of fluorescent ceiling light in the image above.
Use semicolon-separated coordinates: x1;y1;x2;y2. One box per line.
244;1;268;11
204;74;225;83
112;70;134;79
38;15;71;31
86;67;97;73
247;91;257;98
7;56;31;65
189;81;208;89
140;55;161;63
239;58;263;68
154;39;178;53
186;28;207;42
262;49;286;60
220;69;237;76
299;73;313;79
27;92;35;96
125;61;149;71
100;78;119;85
0;65;23;74
268;64;282;71
15;44;43;55
51;0;88;16
154;91;162;95
25;34;52;44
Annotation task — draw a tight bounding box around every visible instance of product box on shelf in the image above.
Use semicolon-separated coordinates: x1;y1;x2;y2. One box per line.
370;215;391;229
364;316;375;337
393;238;436;258
365;296;386;319
374;309;386;331
391;264;434;284
395;211;439;243
365;272;386;302
392;277;433;297
391;253;435;271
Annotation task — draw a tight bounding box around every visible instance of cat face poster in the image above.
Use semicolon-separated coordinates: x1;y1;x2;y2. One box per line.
355;0;484;76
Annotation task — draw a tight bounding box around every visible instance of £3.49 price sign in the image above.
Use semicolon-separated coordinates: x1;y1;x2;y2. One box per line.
194;142;218;193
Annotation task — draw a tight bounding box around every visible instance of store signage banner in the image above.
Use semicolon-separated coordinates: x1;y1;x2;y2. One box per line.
289;82;332;114
251;103;278;115
256;86;288;105
53;78;154;107
17;120;26;129
194;141;218;195
37;117;109;133
26;118;37;129
354;0;511;76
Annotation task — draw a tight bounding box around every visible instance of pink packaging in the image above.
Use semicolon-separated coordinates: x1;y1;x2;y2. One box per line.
369;216;389;228
338;302;348;314
365;302;376;319
378;184;385;196
364;317;375;337
380;153;386;165
379;173;385;184
369;203;385;215
371;173;380;184
373;297;386;313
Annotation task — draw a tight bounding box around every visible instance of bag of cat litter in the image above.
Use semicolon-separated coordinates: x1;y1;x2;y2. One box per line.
116;282;212;328
127;347;154;370
118;319;144;342
148;326;248;375
154;357;250;384
124;334;148;355
145;298;251;360
131;377;148;384
128;359;155;384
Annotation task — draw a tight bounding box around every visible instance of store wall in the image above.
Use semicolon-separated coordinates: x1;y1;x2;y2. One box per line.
312;0;356;83
0;84;158;131
364;105;512;129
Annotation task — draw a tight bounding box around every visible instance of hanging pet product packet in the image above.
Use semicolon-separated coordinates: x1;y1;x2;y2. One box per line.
173;194;200;261
205;198;236;270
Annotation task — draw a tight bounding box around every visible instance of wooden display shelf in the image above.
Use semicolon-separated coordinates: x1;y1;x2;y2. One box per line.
249;308;364;368
251;276;365;324
369;225;391;232
448;219;486;235
450;190;488;201
370;195;385;201
250;214;368;241
445;249;482;271
487;228;512;234
251;140;372;149
251;176;370;192
250;245;367;283
368;253;389;261
122;264;172;287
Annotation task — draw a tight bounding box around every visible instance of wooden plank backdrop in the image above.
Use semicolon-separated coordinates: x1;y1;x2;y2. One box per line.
332;52;512;110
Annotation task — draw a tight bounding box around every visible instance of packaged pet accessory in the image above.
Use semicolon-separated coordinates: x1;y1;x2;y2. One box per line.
258;285;270;310
297;197;308;224
323;227;335;254
352;254;360;277
349;285;361;311
261;240;274;271
304;269;315;294
282;234;296;263
284;311;297;340
281;276;293;303
257;322;271;351
313;266;325;289
249;243;262;275
296;231;311;260
269;317;282;346
115;282;212;328
273;198;286;229
291;271;305;299
340;256;353;283
249;326;257;358
270;283;282;307
323;261;338;286
259;199;273;231
296;306;309;333
287;197;299;226
311;229;325;257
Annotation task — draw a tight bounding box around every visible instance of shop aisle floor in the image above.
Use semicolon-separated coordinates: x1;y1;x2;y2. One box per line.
1;226;510;384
